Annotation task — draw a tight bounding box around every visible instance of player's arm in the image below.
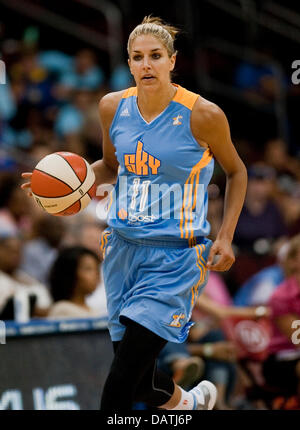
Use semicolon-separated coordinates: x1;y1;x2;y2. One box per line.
191;98;248;271
91;91;123;187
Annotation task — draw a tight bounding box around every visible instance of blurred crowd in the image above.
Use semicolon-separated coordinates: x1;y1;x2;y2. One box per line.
1;27;300;411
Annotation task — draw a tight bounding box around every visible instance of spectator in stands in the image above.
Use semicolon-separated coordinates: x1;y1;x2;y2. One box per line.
26;138;59;166
233;163;287;285
0;173;32;237
48;246;101;318
235;163;287;252
264;138;300;183
262;138;300;237
20;215;66;285
262;234;300;405
0;228;52;320
63;220;105;260
57;49;104;97
158;342;204;391
282;185;300;237
234;240;288;307
10;47;57;111
80;103;103;163
0;77;16;143
187;327;237;410
54;88;97;157
190;271;274;409
206;184;223;242
38;50;73;80
109;63;133;91
61;221;107;317
234;39;286;107
78;222;107;316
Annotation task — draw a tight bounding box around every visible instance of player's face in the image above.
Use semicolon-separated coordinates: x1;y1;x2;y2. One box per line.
128;35;176;88
76;254;100;294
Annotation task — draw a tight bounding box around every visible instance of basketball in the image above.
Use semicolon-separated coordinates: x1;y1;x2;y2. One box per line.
31;152;96;216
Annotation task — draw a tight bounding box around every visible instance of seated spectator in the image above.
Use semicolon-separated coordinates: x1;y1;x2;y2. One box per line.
54;89;93;141
57;49;104;98
0;77;16;123
80;103;103;163
234;239;288;307
193;271;271;325
0;173;33;238
20;215;66;285
187;327;237;410
10;47;57;111
263;138;300;183
158;342;204;391
190;272;273;409
234;45;284;106
62;221;107;317
234;264;284;307
261;234;300;404
233;163;287;285
48;246;101;319
38;50;73;78
206;184;224;242
109;63;133;91
235;164;287;253
0;228;52;320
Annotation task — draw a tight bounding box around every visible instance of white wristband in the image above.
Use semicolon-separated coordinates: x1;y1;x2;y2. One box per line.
203;343;214;358
255;306;267;317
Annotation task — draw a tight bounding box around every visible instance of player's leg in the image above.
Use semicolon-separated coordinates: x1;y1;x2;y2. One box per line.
101;318;217;410
100;318;169;410
134;355;217;410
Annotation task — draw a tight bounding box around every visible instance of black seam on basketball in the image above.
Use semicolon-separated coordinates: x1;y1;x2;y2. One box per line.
57;191;91;214
33;168;88;197
56;153;87;184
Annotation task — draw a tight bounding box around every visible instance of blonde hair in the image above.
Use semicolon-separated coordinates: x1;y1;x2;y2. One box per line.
127;16;180;58
282;234;300;277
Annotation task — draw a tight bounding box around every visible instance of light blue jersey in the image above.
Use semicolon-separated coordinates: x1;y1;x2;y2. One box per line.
101;84;214;343
108;84;214;247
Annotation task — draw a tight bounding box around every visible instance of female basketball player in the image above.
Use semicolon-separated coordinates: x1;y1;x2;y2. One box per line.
22;16;247;410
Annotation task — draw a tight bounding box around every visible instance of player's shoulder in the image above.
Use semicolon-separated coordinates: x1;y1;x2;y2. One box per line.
194;95;226;121
191;94;229;131
98;90;125;117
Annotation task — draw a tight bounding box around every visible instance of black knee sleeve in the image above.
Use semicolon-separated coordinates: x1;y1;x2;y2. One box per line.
100;319;174;410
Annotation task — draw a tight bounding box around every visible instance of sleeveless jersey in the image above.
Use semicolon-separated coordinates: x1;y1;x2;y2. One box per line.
107;84;214;246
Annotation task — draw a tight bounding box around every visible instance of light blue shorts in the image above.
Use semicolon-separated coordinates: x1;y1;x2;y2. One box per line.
100;228;212;343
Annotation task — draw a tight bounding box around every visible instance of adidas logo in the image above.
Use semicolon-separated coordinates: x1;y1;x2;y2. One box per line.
120;108;130;117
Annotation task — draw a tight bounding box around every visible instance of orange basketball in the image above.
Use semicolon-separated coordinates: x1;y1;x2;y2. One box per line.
31;152;96;216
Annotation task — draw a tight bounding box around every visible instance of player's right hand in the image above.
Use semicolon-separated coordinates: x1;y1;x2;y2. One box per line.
21;172;33;197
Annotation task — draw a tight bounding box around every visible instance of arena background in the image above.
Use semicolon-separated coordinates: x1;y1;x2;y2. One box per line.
1;0;300;411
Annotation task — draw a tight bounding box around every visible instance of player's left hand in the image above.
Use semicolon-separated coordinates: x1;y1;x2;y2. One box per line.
206;239;235;272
